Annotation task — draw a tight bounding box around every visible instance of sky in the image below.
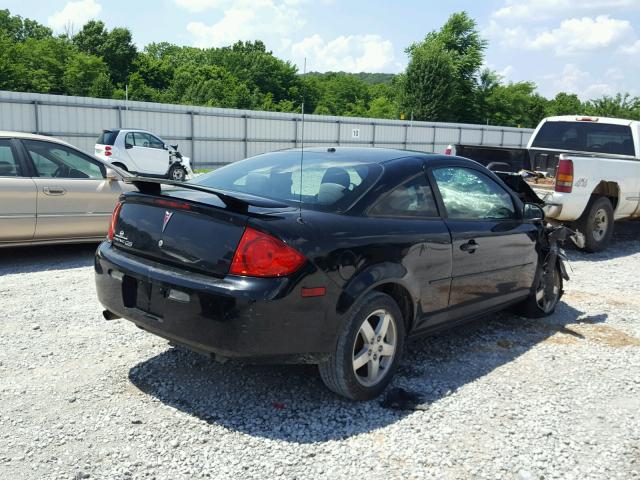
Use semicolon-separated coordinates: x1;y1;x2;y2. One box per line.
4;0;640;99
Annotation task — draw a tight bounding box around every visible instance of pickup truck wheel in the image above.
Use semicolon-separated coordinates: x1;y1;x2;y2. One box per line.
576;197;614;252
318;292;405;401
515;264;563;319
168;164;186;182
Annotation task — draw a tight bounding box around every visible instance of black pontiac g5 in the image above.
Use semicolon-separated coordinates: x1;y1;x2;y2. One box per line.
95;147;568;400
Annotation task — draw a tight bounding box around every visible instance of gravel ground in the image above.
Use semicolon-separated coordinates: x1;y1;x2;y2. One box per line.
1;222;639;480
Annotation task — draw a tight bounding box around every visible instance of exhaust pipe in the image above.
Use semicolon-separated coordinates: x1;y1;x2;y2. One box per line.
103;310;121;320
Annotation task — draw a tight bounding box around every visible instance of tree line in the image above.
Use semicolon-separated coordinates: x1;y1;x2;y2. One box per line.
1;9;638;128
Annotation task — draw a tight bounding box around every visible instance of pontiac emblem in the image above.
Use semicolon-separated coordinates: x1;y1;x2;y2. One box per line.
162;211;174;232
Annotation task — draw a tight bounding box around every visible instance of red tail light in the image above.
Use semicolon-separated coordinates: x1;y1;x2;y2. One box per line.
444;144;453;155
105;151;112;156
107;202;123;241
555;159;574;193
230;227;306;277
105;146;112;151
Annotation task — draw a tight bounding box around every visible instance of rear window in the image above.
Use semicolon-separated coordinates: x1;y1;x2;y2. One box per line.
97;130;119;146
531;121;635;156
191;151;383;212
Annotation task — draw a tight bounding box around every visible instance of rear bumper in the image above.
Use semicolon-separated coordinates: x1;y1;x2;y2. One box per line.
95;242;335;362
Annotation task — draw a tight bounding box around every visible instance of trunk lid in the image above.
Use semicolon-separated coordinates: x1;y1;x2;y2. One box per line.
112;194;247;276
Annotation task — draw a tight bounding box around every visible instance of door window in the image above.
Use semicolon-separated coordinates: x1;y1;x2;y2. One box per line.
0;139;21;176
132;132;165;149
23;140;105;179
369;174;439;218
433;167;515;220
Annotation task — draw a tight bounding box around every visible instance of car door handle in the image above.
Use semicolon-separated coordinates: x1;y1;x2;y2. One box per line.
43;187;67;196
460;239;478;253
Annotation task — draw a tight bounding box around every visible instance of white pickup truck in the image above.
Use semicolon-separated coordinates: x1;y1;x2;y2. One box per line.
454;115;640;252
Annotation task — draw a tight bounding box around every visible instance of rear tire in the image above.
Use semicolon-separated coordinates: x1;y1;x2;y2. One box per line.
515;264;563;318
168;164;187;182
575;196;614;253
318;292;405;401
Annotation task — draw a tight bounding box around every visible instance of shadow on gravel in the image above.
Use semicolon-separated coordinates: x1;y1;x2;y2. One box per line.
128;300;606;443
0;243;97;275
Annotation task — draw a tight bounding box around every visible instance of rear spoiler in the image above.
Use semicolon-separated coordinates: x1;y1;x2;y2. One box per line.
123;176;288;213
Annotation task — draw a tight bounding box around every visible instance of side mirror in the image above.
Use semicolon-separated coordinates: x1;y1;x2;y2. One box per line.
125;143;133;149
523;203;545;222
105;167;119;182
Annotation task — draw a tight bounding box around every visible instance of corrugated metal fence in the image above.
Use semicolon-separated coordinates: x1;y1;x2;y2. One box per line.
0;90;534;169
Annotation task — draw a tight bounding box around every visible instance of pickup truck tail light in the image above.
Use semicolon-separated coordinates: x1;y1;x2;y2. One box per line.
555;159;574;193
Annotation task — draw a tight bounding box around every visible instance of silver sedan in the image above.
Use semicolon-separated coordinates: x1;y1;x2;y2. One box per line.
0;131;130;247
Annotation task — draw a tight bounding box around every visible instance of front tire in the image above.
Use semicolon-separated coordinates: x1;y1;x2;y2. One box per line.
515;264;563;318
318;292;405;401
168;164;187;182
575;196;614;252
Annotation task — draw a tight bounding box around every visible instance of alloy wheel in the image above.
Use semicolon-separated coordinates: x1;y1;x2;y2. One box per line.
352;309;397;387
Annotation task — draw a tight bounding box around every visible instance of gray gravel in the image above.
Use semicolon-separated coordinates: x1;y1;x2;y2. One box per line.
1;222;639;479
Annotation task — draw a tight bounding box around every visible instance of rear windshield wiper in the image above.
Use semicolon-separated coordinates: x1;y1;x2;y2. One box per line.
123;176;288;213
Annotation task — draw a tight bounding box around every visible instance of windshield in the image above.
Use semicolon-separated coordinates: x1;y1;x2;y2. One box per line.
531;121;635;156
191;151;383;212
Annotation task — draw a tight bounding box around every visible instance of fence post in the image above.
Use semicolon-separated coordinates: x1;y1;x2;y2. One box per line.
117;106;123;128
457;126;462;146
33;101;39;134
403;123;408;150
431;126;436;153
372;122;376;147
480;127;485;145
293;117;298;148
520;130;524;148
243;114;248;158
337;120;341;146
189;111;195;167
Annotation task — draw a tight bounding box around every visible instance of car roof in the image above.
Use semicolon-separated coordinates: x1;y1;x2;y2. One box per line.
0;131;75;147
283;146;445;164
543;115;636;126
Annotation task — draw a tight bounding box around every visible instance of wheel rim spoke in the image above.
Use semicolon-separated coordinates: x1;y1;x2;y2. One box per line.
367;358;380;382
352;348;369;371
376;313;391;339
380;342;394;356
359;320;375;344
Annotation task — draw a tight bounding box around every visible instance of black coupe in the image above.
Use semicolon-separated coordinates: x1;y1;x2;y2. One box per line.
95;148;568;400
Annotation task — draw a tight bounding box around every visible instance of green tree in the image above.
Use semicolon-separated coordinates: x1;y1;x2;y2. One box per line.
73;21;137;85
0;9;51;41
483;81;548;128
546;92;583;116
63;52;110;96
401;12;486;122
584;93;640;120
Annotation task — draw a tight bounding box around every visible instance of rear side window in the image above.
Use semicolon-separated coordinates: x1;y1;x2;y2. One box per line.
97;130;118;146
532;121;635;156
0;139;21;177
369;175;439;218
